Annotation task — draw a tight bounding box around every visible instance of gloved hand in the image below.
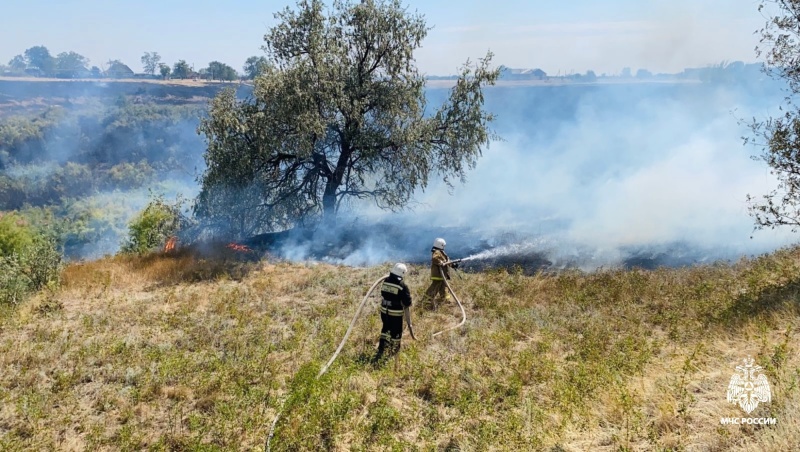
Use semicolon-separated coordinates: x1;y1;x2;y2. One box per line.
452;262;459;269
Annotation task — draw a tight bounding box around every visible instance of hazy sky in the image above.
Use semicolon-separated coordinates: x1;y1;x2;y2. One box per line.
1;0;767;75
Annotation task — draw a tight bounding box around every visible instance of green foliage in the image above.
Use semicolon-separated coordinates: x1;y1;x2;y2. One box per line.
197;0;499;237
0;107;66;164
0;102;198;212
0;256;30;305
748;1;800;229
122;197;183;254
243;56;269;79
159;63;171;79
0;175;27;210
32;193;144;259
44;162;94;200
202;61;237;81
54;51;89;78
19;236;63;291
0;212;36;257
141;51;161;76
24;45;55;76
172;60;190;79
104;161;155;189
0;215;62;305
8;54;26;73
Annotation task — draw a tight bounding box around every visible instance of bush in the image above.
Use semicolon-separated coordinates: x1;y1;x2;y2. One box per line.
43;162;95;203
0;256;29;305
0;175;27;210
122;197;183;254
0;216;63;305
21;237;64;291
103;161;155;189
0;212;36;257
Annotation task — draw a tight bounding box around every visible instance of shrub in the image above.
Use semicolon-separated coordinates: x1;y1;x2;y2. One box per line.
21;237;64;291
0;256;29;304
0;175;26;210
0;215;63;305
103;161;155;189
0;212;36;257
43;162;94;203
122;197;183;254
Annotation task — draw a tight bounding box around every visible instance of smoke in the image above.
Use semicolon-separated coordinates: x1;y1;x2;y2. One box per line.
0;80;240;260
5;76;795;270
270;76;797;271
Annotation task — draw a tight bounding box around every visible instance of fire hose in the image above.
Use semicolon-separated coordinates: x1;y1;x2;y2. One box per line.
266;264;465;451
432;261;467;337
267;273;395;451
318;274;388;377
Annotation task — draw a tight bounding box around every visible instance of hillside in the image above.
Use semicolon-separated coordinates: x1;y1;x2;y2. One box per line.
0;76;711;118
1;247;799;451
0;78;250;118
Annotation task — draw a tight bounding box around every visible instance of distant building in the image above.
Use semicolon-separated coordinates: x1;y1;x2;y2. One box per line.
106;62;135;78
499;66;548;80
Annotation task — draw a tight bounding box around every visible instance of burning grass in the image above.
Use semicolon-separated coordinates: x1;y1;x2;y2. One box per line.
1;247;800;450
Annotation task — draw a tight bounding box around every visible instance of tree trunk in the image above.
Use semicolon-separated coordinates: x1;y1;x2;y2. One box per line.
321;145;352;222
322;184;337;221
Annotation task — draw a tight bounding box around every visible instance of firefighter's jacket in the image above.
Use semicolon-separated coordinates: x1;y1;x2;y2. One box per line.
380;274;412;317
430;248;450;280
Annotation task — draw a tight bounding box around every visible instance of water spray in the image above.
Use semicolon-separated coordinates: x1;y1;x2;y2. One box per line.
456;239;552;263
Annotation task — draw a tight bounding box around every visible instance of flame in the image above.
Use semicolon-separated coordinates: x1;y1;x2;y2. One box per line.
226;243;252;253
164;236;178;252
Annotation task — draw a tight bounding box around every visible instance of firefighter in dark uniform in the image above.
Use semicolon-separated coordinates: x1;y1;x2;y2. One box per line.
373;263;412;363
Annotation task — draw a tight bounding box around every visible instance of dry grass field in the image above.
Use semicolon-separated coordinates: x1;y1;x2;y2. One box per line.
1;246;799;451
0;77;245;118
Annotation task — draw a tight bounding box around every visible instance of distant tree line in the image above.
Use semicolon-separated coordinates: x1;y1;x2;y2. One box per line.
1;45;271;81
491;62;764;84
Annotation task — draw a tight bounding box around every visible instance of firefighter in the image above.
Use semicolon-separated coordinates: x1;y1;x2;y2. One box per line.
373;263;413;363
424;237;459;309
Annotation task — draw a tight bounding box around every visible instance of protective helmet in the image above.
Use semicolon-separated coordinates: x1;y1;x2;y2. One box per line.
433;238;446;249
390;263;408;277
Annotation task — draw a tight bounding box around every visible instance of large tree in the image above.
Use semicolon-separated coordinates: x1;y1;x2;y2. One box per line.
196;0;498;237
8;55;26;73
54;51;89;78
172;60;190;79
203;61;238;81
23;46;55;76
141;51;161;76
159;63;171;79
243;55;269;79
748;0;800;229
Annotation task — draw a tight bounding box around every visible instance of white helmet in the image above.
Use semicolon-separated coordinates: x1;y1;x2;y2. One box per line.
390;263;408;277
433;238;446;249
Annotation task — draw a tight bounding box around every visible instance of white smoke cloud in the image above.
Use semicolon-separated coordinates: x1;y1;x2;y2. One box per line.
333;78;797;269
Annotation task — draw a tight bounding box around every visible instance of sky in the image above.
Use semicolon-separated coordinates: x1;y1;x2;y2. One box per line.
0;0;769;76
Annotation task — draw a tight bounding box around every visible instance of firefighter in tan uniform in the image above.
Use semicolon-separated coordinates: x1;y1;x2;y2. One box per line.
373;263;413;363
424;238;458;309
